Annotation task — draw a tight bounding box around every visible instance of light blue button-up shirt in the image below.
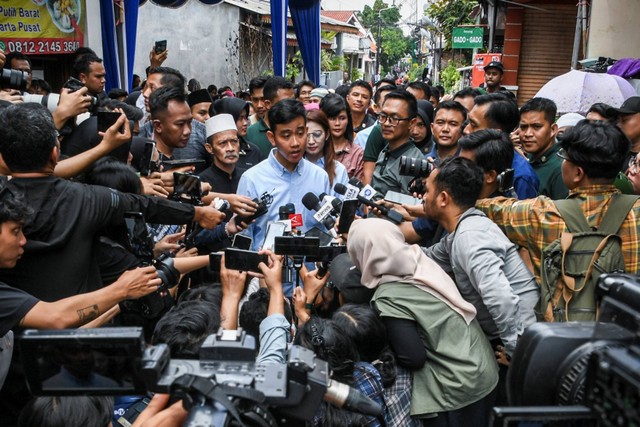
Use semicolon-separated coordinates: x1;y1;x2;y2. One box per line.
237;148;332;252
312;157;349;198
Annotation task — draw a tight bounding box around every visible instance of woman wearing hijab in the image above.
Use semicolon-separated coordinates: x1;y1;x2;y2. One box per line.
347;218;499;427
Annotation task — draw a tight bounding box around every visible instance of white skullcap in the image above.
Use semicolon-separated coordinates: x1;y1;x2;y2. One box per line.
205;114;237;138
556;113;585;128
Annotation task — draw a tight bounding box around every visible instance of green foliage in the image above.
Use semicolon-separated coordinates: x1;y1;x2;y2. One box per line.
440;62;462;94
426;0;477;50
286;51;303;80
329;54;346;71
407;63;421;81
359;0;401;29
380;27;410;72
351;69;362;81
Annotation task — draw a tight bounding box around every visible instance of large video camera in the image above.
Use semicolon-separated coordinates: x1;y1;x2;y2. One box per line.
20;327;381;426
499;273;640;426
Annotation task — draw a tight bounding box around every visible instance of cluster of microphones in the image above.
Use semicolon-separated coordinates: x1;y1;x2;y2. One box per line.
301;178;403;238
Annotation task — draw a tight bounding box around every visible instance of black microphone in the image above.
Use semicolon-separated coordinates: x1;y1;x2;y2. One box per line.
334;183;403;225
320;193;342;216
279;203;295;221
324;379;383;417
302;192;337;232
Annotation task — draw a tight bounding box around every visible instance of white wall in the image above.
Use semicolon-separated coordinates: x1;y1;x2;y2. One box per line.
588;0;640;59
85;0;103;58
135;1;241;88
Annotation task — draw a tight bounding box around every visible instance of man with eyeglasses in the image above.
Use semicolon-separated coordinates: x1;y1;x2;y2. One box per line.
371;90;424;196
476;120;640;284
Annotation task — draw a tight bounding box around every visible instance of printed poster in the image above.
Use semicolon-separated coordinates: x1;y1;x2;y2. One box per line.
0;0;86;55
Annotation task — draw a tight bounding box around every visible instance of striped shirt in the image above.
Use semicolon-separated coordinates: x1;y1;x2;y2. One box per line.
476;185;640;284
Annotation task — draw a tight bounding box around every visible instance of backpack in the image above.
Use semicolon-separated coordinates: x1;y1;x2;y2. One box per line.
539;195;639;322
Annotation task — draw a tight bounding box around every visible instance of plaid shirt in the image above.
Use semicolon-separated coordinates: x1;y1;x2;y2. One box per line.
382;365;422;427
476;185;640;284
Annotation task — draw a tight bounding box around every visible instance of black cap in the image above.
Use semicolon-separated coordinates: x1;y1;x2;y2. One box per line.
187;89;213;107
615;96;640;115
484;61;504;73
328;254;373;304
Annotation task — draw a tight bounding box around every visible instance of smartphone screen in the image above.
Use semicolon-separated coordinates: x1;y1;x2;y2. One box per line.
123;212;154;261
337;199;358;234
173;173;202;199
232;234;253;250
224;248;268;273
139;141;157;177
154;40;167;54
209;251;223;273
262;222;286;251
384;190;422;206
97;111;121;133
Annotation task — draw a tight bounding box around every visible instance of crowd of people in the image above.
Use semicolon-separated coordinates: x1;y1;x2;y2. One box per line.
1;44;640;427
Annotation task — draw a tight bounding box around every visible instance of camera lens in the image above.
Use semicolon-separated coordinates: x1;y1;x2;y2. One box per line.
399;156;433;178
0;69;28;92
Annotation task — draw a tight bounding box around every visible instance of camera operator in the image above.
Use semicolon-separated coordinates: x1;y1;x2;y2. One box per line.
0;103;225;303
0;52;32;103
72;53;107;100
371;90;424;196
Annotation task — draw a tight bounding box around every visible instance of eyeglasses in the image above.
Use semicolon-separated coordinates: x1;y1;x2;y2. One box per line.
378;113;413;127
306;130;324;141
556;147;572;162
629;156;639;175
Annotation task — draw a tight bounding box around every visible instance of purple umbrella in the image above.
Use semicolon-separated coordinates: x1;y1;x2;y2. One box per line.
535;70;637;115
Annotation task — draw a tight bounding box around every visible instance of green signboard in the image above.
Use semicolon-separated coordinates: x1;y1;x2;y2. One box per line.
452;27;484;49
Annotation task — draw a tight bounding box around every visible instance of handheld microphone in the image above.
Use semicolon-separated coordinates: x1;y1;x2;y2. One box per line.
334;183;403;225
302;193;338;236
279;203;295;221
320;193;342;216
341;177;363;200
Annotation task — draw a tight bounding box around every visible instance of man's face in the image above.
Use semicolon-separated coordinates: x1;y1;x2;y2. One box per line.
464;103;492;135
154;100;192;149
431;108;464;147
298;85;313;105
10;58;31;90
250;88;265;119
143;73;164;112
519;111;557;157
484;68;503;89
343;72;349;81
207;130;239;168
453;96;474;113
618;113;640;144
410;116;428;143
421;169;440;220
347;86;371;115
236;109;249;137
0;220;26;269
190;102;211;124
380;98;414;146
81;61;106;95
268;116;307;171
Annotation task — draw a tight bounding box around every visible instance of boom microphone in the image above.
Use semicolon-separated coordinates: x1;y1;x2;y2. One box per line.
324;379;383;417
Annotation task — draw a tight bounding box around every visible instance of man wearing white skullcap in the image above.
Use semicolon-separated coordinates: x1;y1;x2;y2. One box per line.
200;114;246;195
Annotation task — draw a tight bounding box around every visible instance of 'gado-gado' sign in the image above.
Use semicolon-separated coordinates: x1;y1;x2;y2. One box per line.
0;0;86;55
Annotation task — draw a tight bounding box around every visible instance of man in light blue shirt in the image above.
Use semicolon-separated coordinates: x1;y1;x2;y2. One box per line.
237;99;331;259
